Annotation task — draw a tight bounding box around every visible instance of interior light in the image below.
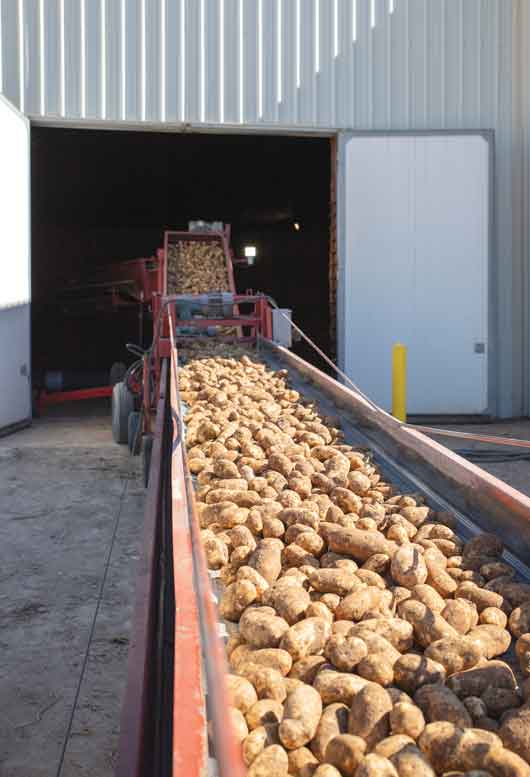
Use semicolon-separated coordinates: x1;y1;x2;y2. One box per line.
294;222;300;231
244;245;257;258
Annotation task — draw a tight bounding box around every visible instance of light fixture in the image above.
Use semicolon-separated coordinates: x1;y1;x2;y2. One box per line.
293;221;300;231
244;245;257;266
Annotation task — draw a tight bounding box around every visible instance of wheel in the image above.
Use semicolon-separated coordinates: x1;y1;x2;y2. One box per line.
142;434;154;488
112;381;134;444
109;361;127;386
128;411;141;455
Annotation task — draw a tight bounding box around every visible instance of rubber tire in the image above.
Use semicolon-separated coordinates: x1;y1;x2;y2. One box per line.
112;381;135;444
128;411;141;455
109;361;127;386
142;434;154;488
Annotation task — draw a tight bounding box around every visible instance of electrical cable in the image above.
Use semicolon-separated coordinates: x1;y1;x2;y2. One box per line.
455;449;530;464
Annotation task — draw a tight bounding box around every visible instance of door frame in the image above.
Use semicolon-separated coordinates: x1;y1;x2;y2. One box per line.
336;129;496;418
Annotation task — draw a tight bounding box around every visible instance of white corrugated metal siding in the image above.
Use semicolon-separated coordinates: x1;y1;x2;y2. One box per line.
0;0;528;417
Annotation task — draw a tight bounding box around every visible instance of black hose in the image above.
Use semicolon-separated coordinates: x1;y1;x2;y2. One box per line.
455;449;530;464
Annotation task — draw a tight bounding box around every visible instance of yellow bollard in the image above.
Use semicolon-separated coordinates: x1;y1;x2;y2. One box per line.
392;343;407;422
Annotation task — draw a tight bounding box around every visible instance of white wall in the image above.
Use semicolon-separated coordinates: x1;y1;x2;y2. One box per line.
0;0;528;416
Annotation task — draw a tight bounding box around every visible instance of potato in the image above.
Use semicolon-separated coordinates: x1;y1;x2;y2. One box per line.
390;545;428;589
374;734;416;759
348;619;414;653
481;685;521;718
230;706;249;742
287;746;319;776
279;685;323;749
456;581;506;614
238;662;287;702
399;506;430;527
237;566;270;597
310;702;349;762
325;735;367;777
348;682;393;749
319;593;341;613
313;670;368;706
328;528;397;561
442;599;479;634
393;654;446;694
499;705;530;762
309;568;363;597
312;766;342;777
423;547;458;597
324;635;368;672
240;607;290;648
249;541;283;584
219;579;258;621
424;636;483;675
335;587;393;622
508;601;530;639
243;648;293;677
243;724;280;766
410;584;446;613
306;601;334;624
466;625;511;659
356;654;395;687
414;684;473;727
516;633;530;676
248;744;289;776
227;674;259;713
418;722;501;773
280;617;332;661
361;553;390;574
354;753;398;776
203;535;230;569
389;702;425;740
397;600;458;647
245;698;284;729
355;569;386;589
289;655;329;684
389;744;436;776
483;747;530;777
447;661;517;699
263;579;311;625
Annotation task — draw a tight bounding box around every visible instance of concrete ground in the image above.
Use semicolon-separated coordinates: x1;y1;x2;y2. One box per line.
0;400;145;777
421;419;530;499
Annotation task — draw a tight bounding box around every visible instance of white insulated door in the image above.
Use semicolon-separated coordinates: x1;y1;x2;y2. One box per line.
0;96;31;432
340;134;489;415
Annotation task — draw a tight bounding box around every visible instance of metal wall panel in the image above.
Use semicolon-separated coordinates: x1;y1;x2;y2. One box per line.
0;0;527;417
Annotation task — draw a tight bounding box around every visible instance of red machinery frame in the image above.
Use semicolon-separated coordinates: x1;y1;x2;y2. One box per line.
36;224;251;415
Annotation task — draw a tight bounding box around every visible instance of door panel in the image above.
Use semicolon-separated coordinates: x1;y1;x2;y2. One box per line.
339;134;489;415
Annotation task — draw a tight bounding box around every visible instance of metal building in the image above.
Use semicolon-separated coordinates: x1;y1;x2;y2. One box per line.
0;0;529;425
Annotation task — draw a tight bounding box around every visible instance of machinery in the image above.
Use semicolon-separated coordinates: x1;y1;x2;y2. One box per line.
35;222;256;421
106;219;530;777
106;223;270;483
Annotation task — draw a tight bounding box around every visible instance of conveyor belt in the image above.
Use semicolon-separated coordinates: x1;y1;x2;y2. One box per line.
117;340;530;777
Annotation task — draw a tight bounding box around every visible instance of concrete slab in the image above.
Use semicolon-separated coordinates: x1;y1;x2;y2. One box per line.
422;419;530;498
0;401;144;777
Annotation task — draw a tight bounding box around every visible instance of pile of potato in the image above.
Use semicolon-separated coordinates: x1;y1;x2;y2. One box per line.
179;343;530;777
167;239;230;294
